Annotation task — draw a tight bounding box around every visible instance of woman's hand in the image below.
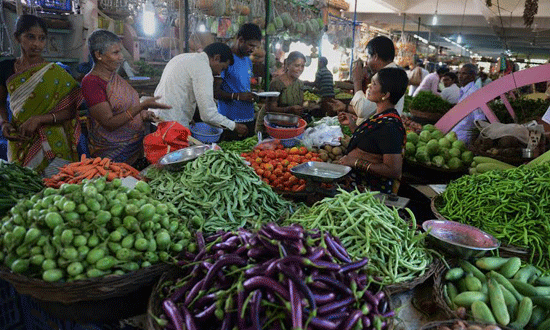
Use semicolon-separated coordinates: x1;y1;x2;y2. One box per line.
338;112;356;126
337;154;356;167
140;96;172;110
18;116;45;138
1;122;27;141
347;148;383;164
140;110;160;122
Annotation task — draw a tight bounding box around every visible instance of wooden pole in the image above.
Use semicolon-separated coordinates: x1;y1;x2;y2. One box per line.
264;0;271;91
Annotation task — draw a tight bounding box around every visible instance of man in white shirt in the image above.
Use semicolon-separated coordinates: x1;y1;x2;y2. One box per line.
408;62;429;96
452;63;486;143
412;67;449;97
152;42;248;136
440;72;460;104
350;36;405;124
475;72;492;89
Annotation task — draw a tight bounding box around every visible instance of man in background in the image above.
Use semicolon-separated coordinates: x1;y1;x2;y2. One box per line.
214;23;262;140
315;56;336;116
440;72;460;104
452;63;486;143
413;67;449;97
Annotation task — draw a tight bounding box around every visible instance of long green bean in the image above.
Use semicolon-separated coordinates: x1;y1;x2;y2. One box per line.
283;188;433;285
438;162;550;268
147;150;292;234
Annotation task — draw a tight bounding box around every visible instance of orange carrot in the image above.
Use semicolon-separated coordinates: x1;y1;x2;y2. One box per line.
106;172;117;181
96;167;107;176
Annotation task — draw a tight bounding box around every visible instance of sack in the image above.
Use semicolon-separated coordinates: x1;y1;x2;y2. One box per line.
409;67;423;86
143;121;191;164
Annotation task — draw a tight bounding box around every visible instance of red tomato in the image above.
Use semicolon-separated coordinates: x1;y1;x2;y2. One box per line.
288;175;298;184
255;157;263;164
263;170;272;178
256;168;265;176
311;157;322;162
269;174;278;182
293;183;306;192
299;147;308;155
273;168;283;176
283;172;292;180
263;163;274;172
262;178;270;184
288;162;298;169
258;150;267;157
281;159;290;167
299;179;306;185
276;144;284;150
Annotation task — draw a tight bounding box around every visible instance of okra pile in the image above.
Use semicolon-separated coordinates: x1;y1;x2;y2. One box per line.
0;177;193;282
0;161;44;216
152;224;394;330
443;256;550;329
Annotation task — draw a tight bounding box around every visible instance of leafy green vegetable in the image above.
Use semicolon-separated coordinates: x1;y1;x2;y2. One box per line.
410;91;453;114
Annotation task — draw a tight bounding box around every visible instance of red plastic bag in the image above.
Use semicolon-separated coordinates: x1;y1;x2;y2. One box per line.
143;121;191;164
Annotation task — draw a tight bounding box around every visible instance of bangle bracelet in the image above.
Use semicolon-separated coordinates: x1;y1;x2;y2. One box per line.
231;93;235;100
237;94;240;101
51;113;57;124
366;162;372;172
125;110;133;120
354;159;359;168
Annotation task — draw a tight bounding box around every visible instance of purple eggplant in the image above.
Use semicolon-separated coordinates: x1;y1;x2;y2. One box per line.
162;300;184;330
289;280;303;330
308;248;325;261
325;311;349;322
170;276;198;303
317;296;355;315
341;309;362;330
194;303;216;322
243;276;290;301
251;290;263;330
308;317;338;330
220;312;232;330
266;223;304;240
237;290;246;329
183;279;205;306
324;235;352;263
180;306;197;330
201;254;246;290
362;315;371;328
310;260;341;271
311;275;352;296
339;258;369;274
247;247;269;259
312;292;336;305
278;265;316;310
196;231;205;251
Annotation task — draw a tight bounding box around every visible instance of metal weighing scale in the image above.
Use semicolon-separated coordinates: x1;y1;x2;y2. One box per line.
290;161;410;209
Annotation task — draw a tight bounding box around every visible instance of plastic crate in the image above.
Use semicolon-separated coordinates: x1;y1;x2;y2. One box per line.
29;0;72;11
20;295;64;330
0;279;22;330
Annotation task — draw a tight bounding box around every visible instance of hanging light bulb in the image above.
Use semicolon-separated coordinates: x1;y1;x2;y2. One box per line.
143;0;156;36
198;24;206;32
457;33;462;44
432;12;438;25
275;42;281;50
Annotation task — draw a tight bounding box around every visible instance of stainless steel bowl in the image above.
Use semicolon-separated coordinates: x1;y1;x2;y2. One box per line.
522;148;533;158
158;145;211;171
265;113;300;127
423;220;500;259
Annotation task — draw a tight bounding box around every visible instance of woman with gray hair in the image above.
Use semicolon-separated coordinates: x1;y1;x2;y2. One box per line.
81;29;170;165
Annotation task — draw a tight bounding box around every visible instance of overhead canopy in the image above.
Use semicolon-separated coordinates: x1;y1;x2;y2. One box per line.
343;0;550;59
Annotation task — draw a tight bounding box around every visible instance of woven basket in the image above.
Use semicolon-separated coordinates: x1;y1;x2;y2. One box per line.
420;319;514;330
430;195;447;220
0;262;172;323
409;109;445;124
384;258;442;295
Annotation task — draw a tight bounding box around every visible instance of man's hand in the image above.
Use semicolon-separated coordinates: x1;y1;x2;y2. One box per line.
140;96;172;110
140;110;161;122
329;99;346;113
238;92;256;103
234;123;248;136
352;60;364;92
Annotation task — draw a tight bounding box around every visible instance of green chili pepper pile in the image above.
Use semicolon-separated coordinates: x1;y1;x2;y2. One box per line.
438;162;550;269
283;189;433;285
146;151;293;234
0;161;44;216
217;136;258;154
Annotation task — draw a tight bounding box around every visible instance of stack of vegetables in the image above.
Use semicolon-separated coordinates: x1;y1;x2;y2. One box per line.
151;224;394;330
442;256;550;329
43;155;140;188
146;150;292;234
409;91;453;115
0;161;44;217
240;142;322;193
0;178;192;282
406;125;474;170
284;189;434;285
218;136;258;154
438;161;550;269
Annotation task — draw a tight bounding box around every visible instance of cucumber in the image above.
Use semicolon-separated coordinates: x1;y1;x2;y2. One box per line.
535;286;550;296
476;257;510;271
465;273;483;291
445;267;465;281
498;257;522;278
508;297;532;330
510;279;538;297
490;271;524;301
514;265;540;283
531;296;550;309
471;300;496;324
443;284;457;310
488;278;510;326
446;282;458;302
473;156;516;168
453;291;488;307
535;276;550;286
459;260;487;284
499;283;518;308
529;306;548;328
477;162;516;173
536;317;550;330
457;277;469;293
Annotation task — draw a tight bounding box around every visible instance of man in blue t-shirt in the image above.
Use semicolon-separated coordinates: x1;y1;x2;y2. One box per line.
215;23;262;140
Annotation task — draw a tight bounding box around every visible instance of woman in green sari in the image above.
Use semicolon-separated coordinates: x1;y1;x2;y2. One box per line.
255;51;306;133
0;15;81;173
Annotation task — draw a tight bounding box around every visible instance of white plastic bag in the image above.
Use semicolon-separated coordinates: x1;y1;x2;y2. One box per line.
301;123;344;149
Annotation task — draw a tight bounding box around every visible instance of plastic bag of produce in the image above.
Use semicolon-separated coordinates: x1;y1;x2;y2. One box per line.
301;123;343;149
143;121;191;163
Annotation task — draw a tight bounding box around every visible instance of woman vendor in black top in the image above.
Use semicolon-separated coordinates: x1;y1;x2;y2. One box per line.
338;67;408;194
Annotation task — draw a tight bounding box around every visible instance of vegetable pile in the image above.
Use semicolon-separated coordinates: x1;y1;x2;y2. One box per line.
284;189;433;285
309;140;351;164
43;155;140;188
406;124;474;170
152;224;394;330
0;161;44;216
409;91;453;114
240;142;322;193
426;319;504;330
442;256;550;329
0;178;191;282
438;162;550;268
218;136;258;154
146;150;292;234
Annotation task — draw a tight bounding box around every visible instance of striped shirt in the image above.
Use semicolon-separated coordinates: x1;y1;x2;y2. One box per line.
315;67;335;98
